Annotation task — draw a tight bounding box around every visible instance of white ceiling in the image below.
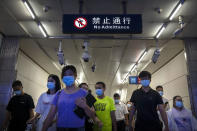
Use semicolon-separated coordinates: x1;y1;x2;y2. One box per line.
0;0;197;38
0;0;192;95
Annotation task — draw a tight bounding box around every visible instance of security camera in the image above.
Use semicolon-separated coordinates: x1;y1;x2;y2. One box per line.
43;5;49;12
154;8;163;14
173;16;185;37
173;28;183;37
82;41;88;49
152;49;160;64
82;51;90;62
91;64;96;72
57;51;65;65
57;41;65;65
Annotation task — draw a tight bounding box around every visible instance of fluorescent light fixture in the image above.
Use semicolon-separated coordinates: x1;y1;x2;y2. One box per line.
38;24;47;37
184;52;187;60
52;62;61;71
156;26;166;38
131;64;137;73
23;1;35;19
138;51;147;63
169;3;182;21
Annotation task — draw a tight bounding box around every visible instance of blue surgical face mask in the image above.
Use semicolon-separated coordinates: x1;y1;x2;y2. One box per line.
176;101;183;108
62;76;75;87
127;104;131;108
47;82;55;90
141;80;150;87
96;89;103;96
14;90;22;96
159;91;163;96
115;99;120;104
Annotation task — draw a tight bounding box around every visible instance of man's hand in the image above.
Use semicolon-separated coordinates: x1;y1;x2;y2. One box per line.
75;97;87;109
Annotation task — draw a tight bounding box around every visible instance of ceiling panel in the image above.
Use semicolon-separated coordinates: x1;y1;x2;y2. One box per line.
20;21;43;37
0;2;26;36
61;0;80;14
19;39;60;76
85;0;122;14
29;0;62;21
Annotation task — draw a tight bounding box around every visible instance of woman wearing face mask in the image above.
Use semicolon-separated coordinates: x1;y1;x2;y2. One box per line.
30;74;61;131
167;95;197;131
42;65;96;131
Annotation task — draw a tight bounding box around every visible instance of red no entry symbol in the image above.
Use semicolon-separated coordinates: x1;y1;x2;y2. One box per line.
74;17;87;29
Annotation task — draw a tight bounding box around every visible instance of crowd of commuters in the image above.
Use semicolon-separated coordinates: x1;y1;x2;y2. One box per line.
1;65;197;131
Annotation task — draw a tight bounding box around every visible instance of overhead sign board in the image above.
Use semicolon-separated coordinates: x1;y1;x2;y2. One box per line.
129;76;141;84
63;14;142;34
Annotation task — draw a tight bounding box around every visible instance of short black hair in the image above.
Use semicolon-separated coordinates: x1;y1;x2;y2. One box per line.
61;65;77;78
139;71;151;79
88;89;92;94
156;85;163;90
113;93;120;98
12;80;22;88
173;95;181;102
96;82;106;88
79;83;88;88
47;74;61;94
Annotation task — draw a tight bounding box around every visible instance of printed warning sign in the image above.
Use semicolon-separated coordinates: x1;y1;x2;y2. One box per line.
63;14;142;34
74;17;87;29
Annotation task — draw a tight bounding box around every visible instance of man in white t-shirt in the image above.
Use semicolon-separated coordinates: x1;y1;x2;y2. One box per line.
156;85;170;111
113;93;129;131
167;95;197;131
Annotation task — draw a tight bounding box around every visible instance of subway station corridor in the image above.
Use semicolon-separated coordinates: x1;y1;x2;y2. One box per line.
0;0;197;131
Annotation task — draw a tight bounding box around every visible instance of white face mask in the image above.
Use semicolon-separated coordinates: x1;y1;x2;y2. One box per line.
127;104;131;108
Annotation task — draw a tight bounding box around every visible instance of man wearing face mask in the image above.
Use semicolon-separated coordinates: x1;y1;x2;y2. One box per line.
94;82;117;131
167;95;197;131
113;93;129;131
2;80;35;131
156;85;170;111
129;71;169;131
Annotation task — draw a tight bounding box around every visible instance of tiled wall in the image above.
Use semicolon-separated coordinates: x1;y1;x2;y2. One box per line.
151;51;190;109
0;39;19;127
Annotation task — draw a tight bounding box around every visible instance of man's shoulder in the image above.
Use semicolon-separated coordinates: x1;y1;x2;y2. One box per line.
24;93;33;99
133;89;141;93
150;88;160;95
132;88;143;95
105;96;113;101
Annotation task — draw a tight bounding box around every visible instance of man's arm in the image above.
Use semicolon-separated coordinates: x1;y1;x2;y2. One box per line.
110;110;117;131
158;104;169;131
2;111;11;129
28;109;34;122
129;105;136;130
